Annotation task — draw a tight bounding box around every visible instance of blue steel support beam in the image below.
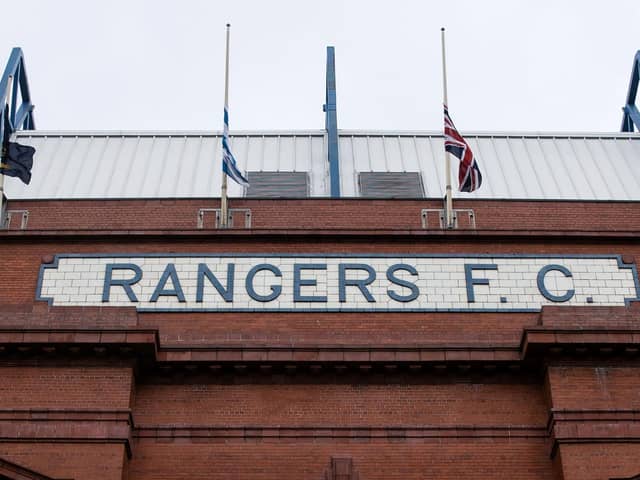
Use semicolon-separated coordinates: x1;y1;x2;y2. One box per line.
324;46;340;197
0;47;36;132
621;50;640;132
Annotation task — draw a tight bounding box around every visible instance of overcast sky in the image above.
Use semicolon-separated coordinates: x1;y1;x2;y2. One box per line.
2;0;639;133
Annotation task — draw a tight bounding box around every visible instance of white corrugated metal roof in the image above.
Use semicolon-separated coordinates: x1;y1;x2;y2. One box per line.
5;130;640;200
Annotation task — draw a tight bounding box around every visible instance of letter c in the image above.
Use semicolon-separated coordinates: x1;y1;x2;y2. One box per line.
537;264;575;302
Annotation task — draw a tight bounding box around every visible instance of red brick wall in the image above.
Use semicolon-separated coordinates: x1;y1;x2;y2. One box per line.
0;238;637;348
2;198;640;480
0;367;133;409
555;444;640;480
547;366;640;480
128;380;553;479
6;198;640;232
0;367;134;480
127;442;554;480
547;366;640;410
134;382;546;426
0;443;127;480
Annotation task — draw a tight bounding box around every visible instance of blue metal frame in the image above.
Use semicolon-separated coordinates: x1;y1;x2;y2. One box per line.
324;46;341;197
0;47;36;136
621;50;640;132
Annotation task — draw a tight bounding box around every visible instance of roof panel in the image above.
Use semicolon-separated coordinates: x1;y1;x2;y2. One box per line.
338;137;357;196
424;137;444;197
613;138;640;193
191;136;214;197
246;136;265;172
568;139;610;199
47;137;77;197
539;138;576;199
126;136;156;197
5;131;640;200
555;139;596;199
293;136;311;172
473;138;507;198
510;138;544;198
277;137;295;171
520;138;558;199
158;137;187;196
583;138;627;200
350;136;372;175
367;136;387;171
309;136;327;197
91;136;122;197
382;137;403;171
174;136;202;197
397;137;420;172
491;138;520;198
597;139;638;201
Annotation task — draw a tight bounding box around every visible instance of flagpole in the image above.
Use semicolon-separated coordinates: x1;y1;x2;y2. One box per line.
0;75;12;228
441;27;454;229
220;23;231;228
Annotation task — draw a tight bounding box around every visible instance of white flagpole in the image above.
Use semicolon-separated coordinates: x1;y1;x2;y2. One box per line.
220;23;231;228
0;75;13;228
441;27;454;229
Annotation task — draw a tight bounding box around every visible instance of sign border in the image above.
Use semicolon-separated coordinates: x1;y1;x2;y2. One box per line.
36;253;640;313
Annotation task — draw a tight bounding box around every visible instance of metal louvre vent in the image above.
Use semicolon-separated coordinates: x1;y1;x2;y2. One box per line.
358;172;425;198
245;171;309;198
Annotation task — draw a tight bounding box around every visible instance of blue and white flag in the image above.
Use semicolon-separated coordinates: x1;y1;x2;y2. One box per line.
222;107;249;188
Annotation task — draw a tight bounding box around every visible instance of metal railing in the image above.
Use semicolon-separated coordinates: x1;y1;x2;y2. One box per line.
197;208;252;229
3;209;29;230
421;208;476;230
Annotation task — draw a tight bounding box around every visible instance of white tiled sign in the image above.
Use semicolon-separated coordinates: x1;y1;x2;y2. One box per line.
37;254;639;312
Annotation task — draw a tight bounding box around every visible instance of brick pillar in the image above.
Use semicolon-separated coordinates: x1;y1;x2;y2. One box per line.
546;365;640;480
0;366;135;480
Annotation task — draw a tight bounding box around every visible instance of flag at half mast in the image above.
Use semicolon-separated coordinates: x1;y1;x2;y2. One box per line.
222;106;249;188
444;104;482;193
0;105;35;185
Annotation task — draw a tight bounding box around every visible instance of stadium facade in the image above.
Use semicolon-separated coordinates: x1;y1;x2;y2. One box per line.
1;47;640;480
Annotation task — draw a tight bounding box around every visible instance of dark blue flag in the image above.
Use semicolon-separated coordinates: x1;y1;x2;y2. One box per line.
0;107;34;185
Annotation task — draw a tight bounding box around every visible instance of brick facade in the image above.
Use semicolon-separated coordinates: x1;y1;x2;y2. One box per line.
1;198;640;479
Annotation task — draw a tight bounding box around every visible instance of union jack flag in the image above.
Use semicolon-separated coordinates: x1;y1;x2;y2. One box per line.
444;104;482;192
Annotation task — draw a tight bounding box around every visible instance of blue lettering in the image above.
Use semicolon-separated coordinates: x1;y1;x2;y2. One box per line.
293;264;327;302
386;263;419;302
196;263;235;303
339;263;376;303
537;264;575;302
150;264;186;303
102;263;142;302
246;264;282;302
464;264;498;303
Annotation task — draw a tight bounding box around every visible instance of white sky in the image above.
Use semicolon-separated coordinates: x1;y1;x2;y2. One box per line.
2;0;639;132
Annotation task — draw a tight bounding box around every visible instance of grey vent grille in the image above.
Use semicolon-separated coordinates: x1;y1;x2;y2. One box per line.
358;172;425;198
245;171;309;198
